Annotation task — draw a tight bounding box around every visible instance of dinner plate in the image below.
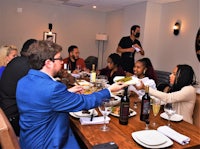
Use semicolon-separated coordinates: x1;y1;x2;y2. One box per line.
69;109;98;118
110;107;136;117
160;112;183;122
132;130;173;148
113;76;139;85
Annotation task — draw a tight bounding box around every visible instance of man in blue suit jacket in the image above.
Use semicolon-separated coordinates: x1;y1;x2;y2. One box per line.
16;40;126;149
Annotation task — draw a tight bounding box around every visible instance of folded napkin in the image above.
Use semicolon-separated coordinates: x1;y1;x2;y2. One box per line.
157;126;190;145
80;116;110;125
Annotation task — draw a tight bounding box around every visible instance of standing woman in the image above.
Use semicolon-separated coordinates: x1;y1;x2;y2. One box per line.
136;64;197;124
98;53;125;84
0;45;18;77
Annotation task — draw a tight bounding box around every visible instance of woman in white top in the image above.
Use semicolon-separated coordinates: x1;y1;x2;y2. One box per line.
128;58;157;99
136;64;197;124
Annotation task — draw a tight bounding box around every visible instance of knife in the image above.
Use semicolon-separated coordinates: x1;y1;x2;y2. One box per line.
90;109;94;121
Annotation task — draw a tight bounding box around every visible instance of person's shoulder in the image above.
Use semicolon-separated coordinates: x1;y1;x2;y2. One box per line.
78;57;85;61
121;36;130;40
63;57;69;63
8;56;28;65
182;85;196;92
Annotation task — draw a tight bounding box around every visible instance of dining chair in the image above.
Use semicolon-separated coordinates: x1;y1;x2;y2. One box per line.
0;108;20;149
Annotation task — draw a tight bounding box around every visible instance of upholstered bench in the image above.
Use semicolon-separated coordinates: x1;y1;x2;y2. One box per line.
155;70;171;90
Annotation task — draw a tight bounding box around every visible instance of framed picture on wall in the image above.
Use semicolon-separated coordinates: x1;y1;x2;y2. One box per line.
43;32;57;43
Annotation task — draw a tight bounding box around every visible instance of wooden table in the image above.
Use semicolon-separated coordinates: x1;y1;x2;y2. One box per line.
70;96;200;149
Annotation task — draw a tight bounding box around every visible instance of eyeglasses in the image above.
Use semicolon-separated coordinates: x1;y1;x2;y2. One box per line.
51;57;63;61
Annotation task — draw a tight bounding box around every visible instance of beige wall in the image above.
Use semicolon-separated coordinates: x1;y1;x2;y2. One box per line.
106;0;200;82
0;0;106;59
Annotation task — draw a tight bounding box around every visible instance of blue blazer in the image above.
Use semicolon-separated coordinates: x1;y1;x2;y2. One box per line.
16;69;110;149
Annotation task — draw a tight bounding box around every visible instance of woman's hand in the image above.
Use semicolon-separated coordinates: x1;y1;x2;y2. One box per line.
108;82;128;92
134;80;145;90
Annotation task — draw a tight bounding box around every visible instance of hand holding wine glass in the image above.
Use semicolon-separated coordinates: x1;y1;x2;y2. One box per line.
164;103;176;127
98;99;112;131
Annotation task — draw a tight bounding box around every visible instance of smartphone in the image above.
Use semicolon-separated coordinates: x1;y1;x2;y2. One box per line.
92;142;118;149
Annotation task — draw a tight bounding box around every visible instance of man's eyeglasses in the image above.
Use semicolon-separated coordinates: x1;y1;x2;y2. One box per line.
51;57;63;61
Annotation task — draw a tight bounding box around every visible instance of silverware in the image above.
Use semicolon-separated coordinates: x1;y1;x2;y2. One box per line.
74;78;80;85
90;109;94;121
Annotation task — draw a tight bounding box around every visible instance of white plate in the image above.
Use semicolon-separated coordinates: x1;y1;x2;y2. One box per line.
113;76;139;85
132;130;173;148
110;107;136;117
69;109;98;118
160;112;183;122
113;76;125;82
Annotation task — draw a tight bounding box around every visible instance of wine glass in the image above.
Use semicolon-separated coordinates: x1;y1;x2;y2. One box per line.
164;103;176;127
96;75;108;89
76;65;81;73
98;99;112;131
151;97;161;127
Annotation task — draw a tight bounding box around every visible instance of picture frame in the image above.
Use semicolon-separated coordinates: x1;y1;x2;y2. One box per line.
43;32;57;43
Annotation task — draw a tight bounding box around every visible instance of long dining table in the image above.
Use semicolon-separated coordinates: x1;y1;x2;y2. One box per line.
70;93;200;149
70;94;200;149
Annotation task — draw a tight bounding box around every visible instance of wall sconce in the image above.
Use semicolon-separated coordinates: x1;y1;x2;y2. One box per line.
173;22;181;36
48;23;53;33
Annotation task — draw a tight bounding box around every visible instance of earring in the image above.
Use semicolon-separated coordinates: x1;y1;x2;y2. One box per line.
143;69;146;74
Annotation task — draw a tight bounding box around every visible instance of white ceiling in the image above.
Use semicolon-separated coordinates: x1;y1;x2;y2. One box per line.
27;0;182;12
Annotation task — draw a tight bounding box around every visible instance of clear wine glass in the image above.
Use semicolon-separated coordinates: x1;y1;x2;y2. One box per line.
76;65;81;73
164;103;176;127
151;98;161;127
98;99;112;131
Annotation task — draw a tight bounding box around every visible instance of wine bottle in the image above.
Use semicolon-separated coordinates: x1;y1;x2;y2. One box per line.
90;64;96;83
140;86;150;121
119;87;130;125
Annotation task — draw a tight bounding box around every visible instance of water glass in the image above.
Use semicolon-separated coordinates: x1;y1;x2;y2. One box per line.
164;103;176;127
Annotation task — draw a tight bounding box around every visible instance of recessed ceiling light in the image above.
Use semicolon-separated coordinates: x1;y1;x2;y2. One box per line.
93;5;97;9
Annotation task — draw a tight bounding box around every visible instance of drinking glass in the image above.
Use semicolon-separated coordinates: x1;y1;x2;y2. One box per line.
98;100;112;131
96;75;108;89
151;98;161;127
76;65;81;73
164;103;176;127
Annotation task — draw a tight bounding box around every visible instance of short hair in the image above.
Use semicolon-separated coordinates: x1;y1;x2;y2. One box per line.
68;45;78;53
130;25;140;34
20;39;37;56
27;40;62;70
108;53;121;66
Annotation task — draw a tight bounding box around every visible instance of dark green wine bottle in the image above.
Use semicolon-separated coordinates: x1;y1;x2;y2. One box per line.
119;87;130;125
140;86;150;121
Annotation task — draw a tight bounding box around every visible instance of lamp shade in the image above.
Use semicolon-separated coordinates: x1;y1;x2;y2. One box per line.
96;33;108;41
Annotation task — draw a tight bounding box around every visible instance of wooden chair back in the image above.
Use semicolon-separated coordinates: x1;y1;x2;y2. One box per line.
0;108;20;149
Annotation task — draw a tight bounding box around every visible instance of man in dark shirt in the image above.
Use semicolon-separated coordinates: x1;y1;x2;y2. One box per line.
117;25;144;74
0;39;37;136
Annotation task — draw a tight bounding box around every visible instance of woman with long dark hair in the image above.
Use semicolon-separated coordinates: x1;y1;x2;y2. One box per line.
98;53;125;84
136;64;197;124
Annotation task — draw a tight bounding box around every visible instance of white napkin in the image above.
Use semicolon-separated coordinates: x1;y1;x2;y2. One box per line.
157;126;190;145
80;116;110;125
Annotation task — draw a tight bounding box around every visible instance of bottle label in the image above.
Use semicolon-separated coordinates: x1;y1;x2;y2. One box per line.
90;72;96;82
142;100;150;114
119;102;129;122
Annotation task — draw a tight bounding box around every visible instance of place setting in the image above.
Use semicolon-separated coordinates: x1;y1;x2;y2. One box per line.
131;100;190;148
